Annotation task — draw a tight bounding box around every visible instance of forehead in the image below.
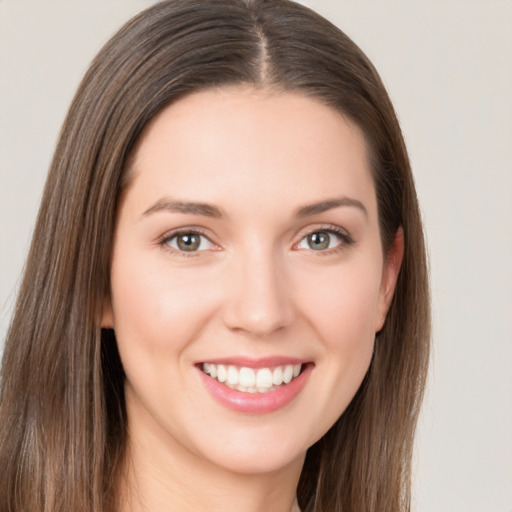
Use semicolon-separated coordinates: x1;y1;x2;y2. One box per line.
126;87;377;219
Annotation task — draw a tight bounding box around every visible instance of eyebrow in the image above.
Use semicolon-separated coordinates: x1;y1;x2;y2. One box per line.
142;198;224;219
295;197;368;218
141;195;367;220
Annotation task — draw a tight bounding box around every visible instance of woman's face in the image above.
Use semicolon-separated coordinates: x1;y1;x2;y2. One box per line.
103;88;402;476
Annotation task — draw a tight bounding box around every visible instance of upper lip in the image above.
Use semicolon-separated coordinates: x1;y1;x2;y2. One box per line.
197;356;311;369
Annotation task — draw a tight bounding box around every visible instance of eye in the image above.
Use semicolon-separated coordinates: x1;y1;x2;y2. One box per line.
164;231;214;252
296;229;347;251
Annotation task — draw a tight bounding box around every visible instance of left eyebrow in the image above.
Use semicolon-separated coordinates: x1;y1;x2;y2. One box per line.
295;197;368;219
141;198;224;219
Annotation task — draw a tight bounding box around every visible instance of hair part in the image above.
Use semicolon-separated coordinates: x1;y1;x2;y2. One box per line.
0;1;430;511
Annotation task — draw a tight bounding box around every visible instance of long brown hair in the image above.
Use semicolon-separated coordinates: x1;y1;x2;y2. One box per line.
0;1;430;510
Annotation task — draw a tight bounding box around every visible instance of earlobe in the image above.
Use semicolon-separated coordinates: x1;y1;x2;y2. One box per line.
376;227;404;332
101;300;114;330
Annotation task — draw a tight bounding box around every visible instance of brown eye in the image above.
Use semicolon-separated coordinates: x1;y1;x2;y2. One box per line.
166;232;212;252
177;234;200;251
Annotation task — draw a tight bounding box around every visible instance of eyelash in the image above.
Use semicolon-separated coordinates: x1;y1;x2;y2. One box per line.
295;225;355;255
158;225;354;257
158;228;216;258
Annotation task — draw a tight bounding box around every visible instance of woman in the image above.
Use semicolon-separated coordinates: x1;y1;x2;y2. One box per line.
0;1;430;511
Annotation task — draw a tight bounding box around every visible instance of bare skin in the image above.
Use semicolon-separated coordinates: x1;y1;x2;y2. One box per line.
103;87;403;512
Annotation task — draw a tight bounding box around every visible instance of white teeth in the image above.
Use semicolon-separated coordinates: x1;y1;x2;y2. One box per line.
272;366;283;386
217;364;227;382
239;367;256;388
256;368;273;388
202;363;303;393
283;365;294;384
227;366;239;386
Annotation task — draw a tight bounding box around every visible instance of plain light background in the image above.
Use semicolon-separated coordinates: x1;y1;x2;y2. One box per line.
1;1;511;511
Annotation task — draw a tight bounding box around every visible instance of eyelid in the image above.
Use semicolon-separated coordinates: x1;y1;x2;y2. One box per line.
156;223;353;256
293;224;354;252
158;227;220;255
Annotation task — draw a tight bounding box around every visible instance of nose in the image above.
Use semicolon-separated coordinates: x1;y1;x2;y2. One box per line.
222;246;295;337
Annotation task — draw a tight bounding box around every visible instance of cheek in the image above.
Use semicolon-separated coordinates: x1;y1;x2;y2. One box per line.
109;248;218;360
108;252;221;433
296;256;383;344
306;268;378;374
292;257;382;429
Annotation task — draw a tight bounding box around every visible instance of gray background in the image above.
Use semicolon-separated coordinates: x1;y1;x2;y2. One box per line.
1;1;511;511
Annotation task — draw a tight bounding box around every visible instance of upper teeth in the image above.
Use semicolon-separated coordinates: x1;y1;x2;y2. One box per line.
202;363;302;393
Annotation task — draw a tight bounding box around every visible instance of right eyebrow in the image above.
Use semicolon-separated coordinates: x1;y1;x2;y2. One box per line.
141;198;224;219
295;196;368;219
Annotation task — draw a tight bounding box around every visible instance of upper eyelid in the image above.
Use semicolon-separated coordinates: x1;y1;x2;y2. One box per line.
293;224;354;250
159;226;213;242
295;223;352;239
158;230;219;258
156;223;353;248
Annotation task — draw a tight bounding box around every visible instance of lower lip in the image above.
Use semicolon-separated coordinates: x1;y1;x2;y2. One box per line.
197;364;313;414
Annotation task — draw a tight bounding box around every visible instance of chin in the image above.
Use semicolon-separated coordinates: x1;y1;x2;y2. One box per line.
209;449;305;477
189;425;312;476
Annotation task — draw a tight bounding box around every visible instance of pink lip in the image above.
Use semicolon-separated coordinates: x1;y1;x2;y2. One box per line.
197;362;313;414
199;356;307;369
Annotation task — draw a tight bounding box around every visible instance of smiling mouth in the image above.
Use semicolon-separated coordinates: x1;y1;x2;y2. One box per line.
200;363;304;393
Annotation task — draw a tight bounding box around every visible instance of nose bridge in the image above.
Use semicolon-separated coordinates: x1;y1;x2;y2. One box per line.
223;239;294;336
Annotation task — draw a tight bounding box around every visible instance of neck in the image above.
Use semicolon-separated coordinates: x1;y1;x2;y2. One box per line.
117;413;304;512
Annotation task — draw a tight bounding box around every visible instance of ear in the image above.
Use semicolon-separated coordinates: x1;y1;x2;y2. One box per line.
375;227;404;332
101;299;114;329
